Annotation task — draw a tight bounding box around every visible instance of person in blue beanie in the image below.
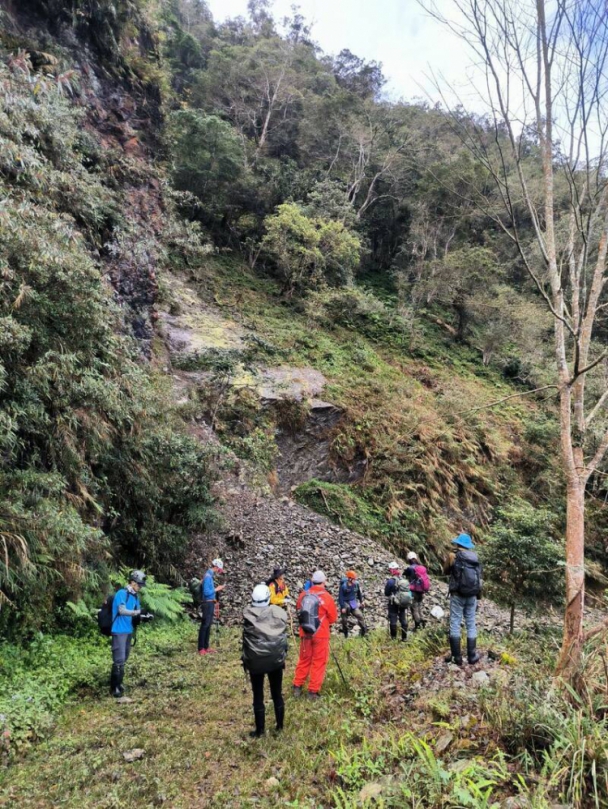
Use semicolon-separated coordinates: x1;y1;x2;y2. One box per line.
444;534;482;665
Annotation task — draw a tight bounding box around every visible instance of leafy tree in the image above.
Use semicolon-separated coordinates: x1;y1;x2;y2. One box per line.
481;503;564;633
168;110;244;222
261;203;361;295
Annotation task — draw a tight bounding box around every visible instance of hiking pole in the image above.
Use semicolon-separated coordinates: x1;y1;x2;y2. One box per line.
330;647;349;689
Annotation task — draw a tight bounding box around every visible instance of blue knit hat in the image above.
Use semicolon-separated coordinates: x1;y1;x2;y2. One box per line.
452;533;474;549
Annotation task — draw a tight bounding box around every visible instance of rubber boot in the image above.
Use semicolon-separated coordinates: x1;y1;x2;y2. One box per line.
401;627;408;642
250;707;265;738
274;703;285;732
360;625;367;637
342;625;349;638
110;664;124;697
467;637;480;664
389;624;397;640
446;637;463;666
413;621;421;632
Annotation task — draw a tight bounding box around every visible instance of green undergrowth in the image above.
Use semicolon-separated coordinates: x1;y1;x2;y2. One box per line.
179;256;563;560
2;624;606;808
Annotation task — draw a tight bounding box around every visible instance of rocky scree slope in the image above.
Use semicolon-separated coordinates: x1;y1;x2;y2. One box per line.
162;279;553;636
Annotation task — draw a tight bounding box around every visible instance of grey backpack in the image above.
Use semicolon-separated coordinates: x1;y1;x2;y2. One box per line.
393;577;413;608
242;605;288;674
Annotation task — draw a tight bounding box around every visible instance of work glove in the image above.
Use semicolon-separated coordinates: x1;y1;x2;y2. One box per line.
140;612;154;622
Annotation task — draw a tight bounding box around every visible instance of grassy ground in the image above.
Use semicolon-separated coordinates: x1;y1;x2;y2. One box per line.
2;619;605;808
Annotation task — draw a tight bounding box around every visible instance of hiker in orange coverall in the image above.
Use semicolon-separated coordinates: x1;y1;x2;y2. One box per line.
292;570;338;700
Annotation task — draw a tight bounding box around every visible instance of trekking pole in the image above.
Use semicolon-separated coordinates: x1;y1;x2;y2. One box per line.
286;604;296;637
330;646;349;689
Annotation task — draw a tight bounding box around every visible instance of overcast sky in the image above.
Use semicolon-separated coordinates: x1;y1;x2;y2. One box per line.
205;0;480;109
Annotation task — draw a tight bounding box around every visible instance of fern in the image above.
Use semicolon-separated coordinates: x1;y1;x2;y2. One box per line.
112;568;190;622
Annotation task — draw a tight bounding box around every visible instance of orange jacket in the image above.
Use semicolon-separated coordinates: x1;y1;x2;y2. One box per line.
296;585;338;640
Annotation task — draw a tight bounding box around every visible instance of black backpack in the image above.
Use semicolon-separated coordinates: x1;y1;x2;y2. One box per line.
98;590;119;636
98;588;136;635
298;592;321;635
451;553;482;597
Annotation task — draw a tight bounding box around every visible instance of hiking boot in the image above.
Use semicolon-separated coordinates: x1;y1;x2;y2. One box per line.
307;691;320;701
342;627;349;638
389;625;397;640
401;628;408;642
110;664;124;698
198;649;208;656
275;704;285;731
206;648;218;654
292;685;303;697
250;707;265;737
467;638;480;665
446;637;463;666
413;621;422;632
360;626;368;637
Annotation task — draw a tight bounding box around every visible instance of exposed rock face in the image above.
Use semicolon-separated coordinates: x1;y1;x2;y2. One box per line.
274;400;346;493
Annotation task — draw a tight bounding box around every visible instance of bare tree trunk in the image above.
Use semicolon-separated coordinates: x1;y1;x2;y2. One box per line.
509;602;515;635
555;476;585;679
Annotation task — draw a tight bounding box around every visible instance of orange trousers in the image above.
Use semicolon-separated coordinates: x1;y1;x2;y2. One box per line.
293;635;330;694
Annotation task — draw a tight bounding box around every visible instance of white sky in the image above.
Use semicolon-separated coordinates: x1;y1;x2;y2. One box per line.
205;0;480;108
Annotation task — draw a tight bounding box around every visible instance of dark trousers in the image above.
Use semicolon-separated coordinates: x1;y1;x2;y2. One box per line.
198;601;215;650
250;668;284;734
111;633;132;664
388;603;408;638
110;633;132;695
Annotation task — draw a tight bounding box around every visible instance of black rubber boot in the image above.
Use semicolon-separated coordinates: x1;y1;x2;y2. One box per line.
110;664;124;697
446;637;463;666
467;637;480;664
389;624;397;640
401;627;408;641
250;707;265;738
413;621;421;632
342;625;349;638
360;625;367;637
274;703;285;732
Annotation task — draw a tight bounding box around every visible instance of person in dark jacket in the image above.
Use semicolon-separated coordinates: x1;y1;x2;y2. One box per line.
338;570;367;637
385;562;408;641
444;533;482;665
242;583;288;737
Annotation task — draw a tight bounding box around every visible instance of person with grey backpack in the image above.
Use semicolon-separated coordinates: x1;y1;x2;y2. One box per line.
444;533;482;665
385;562;411;641
242;584;288;738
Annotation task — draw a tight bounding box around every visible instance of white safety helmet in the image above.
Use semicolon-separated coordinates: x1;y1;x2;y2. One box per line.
251;584;271;607
406;552;418;562
212;558;224;571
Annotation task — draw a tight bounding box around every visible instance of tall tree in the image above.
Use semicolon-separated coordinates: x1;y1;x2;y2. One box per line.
425;0;608;684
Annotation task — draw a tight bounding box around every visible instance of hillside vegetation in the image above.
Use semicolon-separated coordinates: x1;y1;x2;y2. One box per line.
2;0;605;635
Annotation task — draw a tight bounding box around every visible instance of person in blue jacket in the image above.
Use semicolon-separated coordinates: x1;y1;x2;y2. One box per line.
110;570;146;698
198;558;226;655
338;570;367;637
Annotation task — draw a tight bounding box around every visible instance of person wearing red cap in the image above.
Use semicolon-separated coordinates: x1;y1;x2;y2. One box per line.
338;570;367;638
292;571;338;700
